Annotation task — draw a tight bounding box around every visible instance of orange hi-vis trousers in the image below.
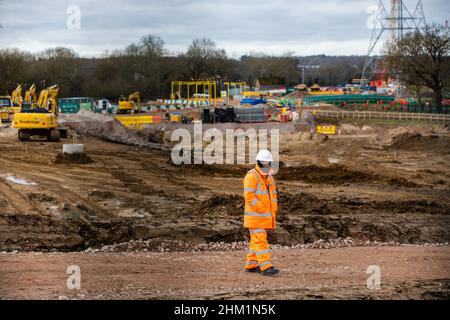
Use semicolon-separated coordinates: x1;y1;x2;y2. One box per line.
245;228;273;271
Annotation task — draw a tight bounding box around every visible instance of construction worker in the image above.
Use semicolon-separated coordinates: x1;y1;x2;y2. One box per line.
243;149;279;276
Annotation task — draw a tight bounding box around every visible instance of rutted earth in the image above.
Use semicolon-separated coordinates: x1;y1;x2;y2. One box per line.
0;120;449;299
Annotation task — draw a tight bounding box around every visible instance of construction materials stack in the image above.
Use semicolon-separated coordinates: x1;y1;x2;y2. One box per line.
235;106;266;123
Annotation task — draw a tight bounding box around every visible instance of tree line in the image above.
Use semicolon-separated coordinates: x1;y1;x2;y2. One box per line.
0;36;364;100
2;27;447;107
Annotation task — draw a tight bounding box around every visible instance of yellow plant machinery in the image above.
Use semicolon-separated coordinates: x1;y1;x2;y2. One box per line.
0;85;23;122
0;95;13;122
11;84;23;110
118;92;141;114
22;84;37;108
13;85;67;141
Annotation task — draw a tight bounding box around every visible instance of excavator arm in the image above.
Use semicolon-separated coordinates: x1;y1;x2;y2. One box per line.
37;85;59;114
11;84;23;107
23;84;37;107
128;92;141;113
117;91;141;114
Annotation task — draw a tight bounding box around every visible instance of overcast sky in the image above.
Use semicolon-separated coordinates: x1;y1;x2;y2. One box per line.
0;0;448;58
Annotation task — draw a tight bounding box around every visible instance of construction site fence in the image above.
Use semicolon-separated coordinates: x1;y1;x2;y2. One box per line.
335;102;450;114
303;94;395;104
313;110;450;123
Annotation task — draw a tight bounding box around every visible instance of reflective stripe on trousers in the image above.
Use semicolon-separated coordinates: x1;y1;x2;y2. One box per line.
245;228;273;271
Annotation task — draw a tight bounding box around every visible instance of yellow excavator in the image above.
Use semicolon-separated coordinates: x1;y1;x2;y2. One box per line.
22;84;37;108
0;85;23;122
117;91;141;114
13;85;67;141
0;95;13;122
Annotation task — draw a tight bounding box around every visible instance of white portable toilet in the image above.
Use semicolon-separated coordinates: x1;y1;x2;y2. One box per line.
96;99;113;114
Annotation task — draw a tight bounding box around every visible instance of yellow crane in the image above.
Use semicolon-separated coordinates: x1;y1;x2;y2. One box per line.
118;91;141;114
13;85;67;141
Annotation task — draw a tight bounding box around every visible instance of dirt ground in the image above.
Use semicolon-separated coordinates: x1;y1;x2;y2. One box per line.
0;117;449;299
1;246;449;300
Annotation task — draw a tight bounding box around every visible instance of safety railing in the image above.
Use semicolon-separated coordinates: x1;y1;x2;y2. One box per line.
312;110;450;122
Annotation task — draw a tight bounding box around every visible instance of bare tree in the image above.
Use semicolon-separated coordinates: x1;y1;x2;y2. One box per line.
0;48;33;94
125;35;166;57
186;38;227;79
140;35;166;57
385;24;450;111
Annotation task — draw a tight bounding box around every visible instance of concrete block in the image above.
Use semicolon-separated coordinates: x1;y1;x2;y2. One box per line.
63;144;84;154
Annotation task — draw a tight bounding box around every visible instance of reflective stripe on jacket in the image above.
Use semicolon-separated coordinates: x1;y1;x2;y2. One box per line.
243;165;277;229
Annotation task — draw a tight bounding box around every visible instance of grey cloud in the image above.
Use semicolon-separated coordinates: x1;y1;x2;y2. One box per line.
0;0;448;57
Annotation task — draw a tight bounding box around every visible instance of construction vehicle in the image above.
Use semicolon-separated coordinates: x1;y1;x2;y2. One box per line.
0;85;23;122
118;92;141;114
13;85;67;141
22;84;37;108
0;96;13;122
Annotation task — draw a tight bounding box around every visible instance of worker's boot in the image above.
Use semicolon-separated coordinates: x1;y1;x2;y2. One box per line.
244;266;261;273
261;267;280;276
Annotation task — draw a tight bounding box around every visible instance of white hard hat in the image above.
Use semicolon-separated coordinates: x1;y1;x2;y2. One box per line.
256;149;273;162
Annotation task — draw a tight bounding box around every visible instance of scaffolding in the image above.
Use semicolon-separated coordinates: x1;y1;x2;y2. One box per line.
170;80;218;104
169;80;248;107
223;82;247;98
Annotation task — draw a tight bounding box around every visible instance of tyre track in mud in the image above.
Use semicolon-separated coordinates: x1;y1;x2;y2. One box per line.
0;179;36;213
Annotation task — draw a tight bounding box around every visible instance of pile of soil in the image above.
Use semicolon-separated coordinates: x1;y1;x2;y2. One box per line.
140;125;167;144
174;163;251;177
389;132;450;153
279;192;450;216
279;192;331;215
59;110;167;150
278;165;367;184
54;152;94;164
277;164;417;187
193;194;243;216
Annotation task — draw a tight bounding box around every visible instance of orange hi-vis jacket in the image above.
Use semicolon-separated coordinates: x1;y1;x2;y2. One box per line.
243;165;278;229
